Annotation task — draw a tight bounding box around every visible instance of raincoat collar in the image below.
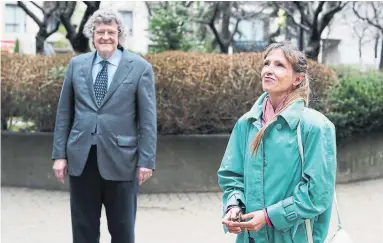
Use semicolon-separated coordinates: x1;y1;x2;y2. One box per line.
245;92;305;129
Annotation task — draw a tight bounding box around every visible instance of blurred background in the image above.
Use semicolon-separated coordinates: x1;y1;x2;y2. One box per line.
1;1;383;243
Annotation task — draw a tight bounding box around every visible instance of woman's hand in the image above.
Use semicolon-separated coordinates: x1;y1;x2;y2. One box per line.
230;210;267;232
222;206;242;234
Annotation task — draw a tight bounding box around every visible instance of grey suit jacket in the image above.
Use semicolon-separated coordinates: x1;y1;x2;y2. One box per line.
52;49;157;181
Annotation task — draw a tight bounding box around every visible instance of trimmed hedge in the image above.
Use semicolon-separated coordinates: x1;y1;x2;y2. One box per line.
326;70;383;139
2;51;338;134
147;51;336;133
1;54;72;131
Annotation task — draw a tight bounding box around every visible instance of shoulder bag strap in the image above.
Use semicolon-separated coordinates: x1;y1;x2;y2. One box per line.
296;121;342;243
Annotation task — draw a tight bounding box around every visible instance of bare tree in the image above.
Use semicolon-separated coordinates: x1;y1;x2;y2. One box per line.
352;1;383;70
193;1;270;53
275;1;349;60
145;1;194;17
17;1;62;53
59;1;101;53
341;7;374;67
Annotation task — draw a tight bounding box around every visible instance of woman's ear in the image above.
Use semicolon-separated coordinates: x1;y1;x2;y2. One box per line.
293;74;305;86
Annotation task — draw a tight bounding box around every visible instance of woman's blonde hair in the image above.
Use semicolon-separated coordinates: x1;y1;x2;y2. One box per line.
251;41;311;154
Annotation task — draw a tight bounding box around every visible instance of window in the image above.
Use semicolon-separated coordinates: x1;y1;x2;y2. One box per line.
237;19;265;41
119;11;133;36
5;4;26;33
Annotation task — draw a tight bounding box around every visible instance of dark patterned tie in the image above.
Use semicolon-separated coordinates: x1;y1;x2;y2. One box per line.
94;60;109;106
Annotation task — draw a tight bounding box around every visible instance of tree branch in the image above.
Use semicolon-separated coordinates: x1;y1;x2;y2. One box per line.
274;2;311;32
269;26;282;43
31;1;45;14
47;20;61;36
60;13;76;39
17;1;42;27
192;18;210;25
184;1;194;8
145;1;152;16
83;1;96;8
78;2;98;36
312;1;325;29
208;3;225;52
371;1;379;18
293;1;312;26
233;5;269;20
319;2;349;34
353;2;383;32
227;18;241;44
58;1;75;16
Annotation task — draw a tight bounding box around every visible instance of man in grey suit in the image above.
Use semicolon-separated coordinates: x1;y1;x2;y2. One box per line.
51;9;157;243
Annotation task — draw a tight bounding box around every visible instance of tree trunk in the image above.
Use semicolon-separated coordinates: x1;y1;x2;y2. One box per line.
70;34;91;53
1;117;7;130
219;2;231;54
305;30;321;61
220;44;229;53
358;38;363;69
60;2;99;53
359;39;362;59
35;36;45;54
380;38;383;70
299;15;305;51
35;28;49;54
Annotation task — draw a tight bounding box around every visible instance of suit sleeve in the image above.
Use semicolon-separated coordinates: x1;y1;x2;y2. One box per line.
51;59;74;160
217;121;246;222
266;121;337;233
136;64;157;169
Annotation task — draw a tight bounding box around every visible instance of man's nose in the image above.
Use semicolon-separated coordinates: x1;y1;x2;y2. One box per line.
100;32;112;38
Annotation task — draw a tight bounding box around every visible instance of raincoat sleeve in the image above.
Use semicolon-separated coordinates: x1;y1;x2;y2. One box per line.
266;120;337;232
217;120;246;218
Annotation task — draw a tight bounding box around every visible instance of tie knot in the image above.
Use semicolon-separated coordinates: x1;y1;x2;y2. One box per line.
100;60;109;67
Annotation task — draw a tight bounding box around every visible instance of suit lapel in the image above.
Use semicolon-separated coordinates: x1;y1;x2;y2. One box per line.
99;52;133;107
82;51;98;107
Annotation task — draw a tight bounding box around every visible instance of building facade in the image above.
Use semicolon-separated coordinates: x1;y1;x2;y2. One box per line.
235;3;382;69
1;1;150;55
1;1;381;69
320;4;382;69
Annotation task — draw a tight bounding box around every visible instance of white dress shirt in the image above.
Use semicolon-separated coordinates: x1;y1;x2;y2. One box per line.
92;49;123;89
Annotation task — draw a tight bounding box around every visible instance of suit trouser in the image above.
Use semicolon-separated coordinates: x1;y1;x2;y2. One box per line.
69;145;138;243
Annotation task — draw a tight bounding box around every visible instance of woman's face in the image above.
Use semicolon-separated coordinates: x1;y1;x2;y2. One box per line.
261;48;302;96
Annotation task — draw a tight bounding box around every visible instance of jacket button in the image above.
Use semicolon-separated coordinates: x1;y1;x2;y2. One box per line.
276;124;282;130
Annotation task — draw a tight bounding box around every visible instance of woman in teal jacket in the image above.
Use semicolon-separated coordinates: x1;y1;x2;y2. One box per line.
218;41;337;243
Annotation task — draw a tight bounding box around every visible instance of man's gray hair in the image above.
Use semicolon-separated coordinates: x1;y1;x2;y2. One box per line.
83;9;127;47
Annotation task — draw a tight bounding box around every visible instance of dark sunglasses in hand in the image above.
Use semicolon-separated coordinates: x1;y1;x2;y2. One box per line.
235;211;255;243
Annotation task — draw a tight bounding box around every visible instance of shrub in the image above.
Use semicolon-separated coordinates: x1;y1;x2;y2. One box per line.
1;53;72;131
1;51;337;134
147;51;337;134
326;71;383;139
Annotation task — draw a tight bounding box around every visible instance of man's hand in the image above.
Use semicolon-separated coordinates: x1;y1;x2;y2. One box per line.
137;167;153;185
230;210;267;232
222;206;243;234
53;159;68;183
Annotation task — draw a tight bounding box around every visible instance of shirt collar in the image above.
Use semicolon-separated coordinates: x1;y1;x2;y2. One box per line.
94;48;122;66
245;92;305;129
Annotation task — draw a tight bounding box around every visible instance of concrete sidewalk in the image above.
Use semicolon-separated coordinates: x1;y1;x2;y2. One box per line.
2;179;383;243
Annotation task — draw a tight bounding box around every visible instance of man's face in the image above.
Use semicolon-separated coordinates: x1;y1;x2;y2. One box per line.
93;22;119;57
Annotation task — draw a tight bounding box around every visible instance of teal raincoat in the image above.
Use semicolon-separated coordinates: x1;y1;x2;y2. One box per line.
218;92;337;243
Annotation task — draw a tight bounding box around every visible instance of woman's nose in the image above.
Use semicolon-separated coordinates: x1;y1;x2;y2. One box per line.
264;67;273;75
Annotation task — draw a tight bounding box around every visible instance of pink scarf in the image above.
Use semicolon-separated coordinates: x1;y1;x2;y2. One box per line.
261;94;289;127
